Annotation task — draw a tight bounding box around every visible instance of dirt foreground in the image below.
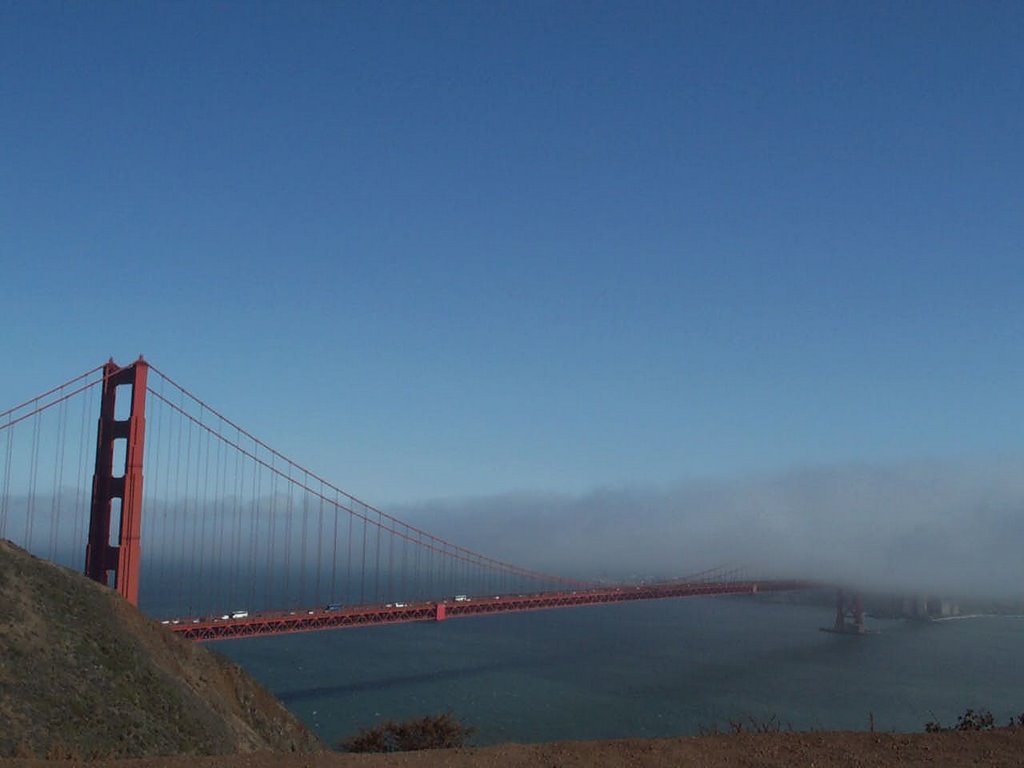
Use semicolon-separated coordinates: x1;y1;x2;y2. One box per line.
4;729;1024;768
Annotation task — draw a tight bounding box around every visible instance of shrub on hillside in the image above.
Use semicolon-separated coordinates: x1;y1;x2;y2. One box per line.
338;713;474;753
925;708;1024;732
698;714;791;735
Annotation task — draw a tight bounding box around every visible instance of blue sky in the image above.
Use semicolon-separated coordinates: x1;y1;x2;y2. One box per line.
2;1;1022;507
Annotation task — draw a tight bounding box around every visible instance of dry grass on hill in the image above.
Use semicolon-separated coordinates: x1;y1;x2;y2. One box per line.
0;540;322;759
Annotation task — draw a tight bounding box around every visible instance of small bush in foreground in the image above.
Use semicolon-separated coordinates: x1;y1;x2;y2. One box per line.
339;713;474;753
925;708;1024;733
698;714;792;735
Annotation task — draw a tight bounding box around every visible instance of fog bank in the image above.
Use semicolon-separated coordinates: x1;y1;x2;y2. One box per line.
394;460;1024;598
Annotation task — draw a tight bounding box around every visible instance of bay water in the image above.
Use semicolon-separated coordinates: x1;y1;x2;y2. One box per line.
215;597;1024;747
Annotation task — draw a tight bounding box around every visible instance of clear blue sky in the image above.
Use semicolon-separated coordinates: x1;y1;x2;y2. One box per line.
2;2;1022;506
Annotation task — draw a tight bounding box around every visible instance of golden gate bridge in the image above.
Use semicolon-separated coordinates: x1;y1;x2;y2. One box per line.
0;357;820;642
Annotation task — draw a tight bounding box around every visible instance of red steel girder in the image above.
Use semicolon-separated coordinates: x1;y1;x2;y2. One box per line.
168;579;816;641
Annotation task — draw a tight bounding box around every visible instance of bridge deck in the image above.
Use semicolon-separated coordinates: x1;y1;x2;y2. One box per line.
167;580;814;641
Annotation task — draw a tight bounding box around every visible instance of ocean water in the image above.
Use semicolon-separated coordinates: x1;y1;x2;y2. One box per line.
214;597;1024;747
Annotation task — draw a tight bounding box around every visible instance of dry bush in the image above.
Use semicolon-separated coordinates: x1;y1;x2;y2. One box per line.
925;708;1024;733
339;712;474;753
698;714;791;736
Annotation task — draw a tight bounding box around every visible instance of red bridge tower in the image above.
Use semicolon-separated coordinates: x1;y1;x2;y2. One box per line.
84;357;148;606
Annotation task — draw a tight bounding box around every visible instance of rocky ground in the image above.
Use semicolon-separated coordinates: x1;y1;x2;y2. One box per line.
4;730;1024;767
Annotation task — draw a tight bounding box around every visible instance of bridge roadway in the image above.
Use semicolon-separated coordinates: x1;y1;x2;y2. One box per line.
167;579;815;641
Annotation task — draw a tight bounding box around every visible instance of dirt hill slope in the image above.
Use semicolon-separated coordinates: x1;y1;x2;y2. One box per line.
0;540;322;759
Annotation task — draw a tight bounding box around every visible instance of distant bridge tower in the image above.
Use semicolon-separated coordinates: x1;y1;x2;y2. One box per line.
833;589;865;634
84;358;148;606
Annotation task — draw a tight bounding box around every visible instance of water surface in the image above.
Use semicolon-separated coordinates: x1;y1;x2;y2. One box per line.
215;597;1024;746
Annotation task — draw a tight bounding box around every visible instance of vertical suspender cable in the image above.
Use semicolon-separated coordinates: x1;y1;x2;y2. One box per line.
315;479;324;606
283;462;292;606
374;508;382;602
330;489;340;603
0;411;13;541
186;406;203;613
345;500;353;604
401;530;408;601
414;533;421;600
170;386;185;604
249;440;261;609
25;400;42;551
178;410;195;613
220;423;230;611
230;427;243;611
48;393;67;562
266;455;277;609
299;471;309;606
360;515;367;604
147;378;166;594
213;425;227;611
387;530;394;600
197;407;213;613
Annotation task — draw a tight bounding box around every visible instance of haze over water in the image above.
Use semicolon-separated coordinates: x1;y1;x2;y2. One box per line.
217;597;1024;746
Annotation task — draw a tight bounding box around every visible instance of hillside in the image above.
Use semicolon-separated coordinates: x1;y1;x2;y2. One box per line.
0;540;322;759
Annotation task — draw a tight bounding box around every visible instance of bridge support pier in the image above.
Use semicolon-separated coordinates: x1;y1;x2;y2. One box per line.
84;357;148;606
435;603;446;621
833;590;865;634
